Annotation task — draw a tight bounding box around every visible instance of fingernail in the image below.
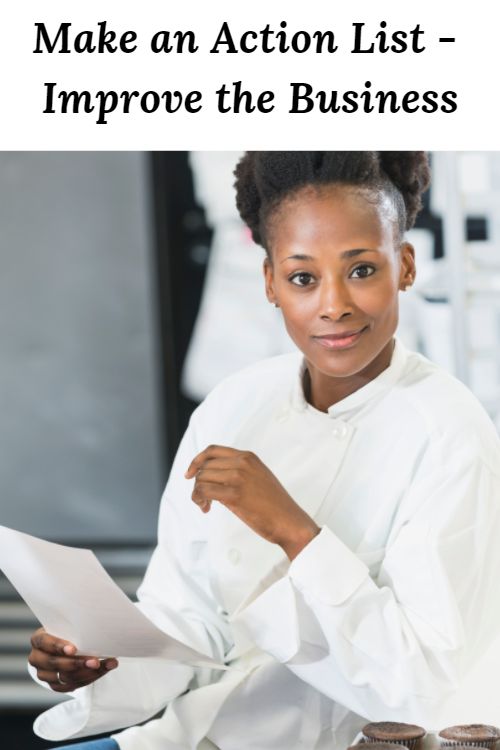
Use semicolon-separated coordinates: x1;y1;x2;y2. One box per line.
85;659;99;669
63;645;75;655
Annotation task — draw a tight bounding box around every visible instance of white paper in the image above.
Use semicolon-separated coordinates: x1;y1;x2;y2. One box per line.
0;525;226;669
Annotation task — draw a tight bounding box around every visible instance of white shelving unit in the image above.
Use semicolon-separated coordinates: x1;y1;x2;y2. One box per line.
420;152;500;424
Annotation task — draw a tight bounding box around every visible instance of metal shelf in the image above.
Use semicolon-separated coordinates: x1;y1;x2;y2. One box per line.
433;153;500;418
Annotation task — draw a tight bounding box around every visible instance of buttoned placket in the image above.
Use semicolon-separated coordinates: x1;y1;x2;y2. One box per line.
206;395;356;621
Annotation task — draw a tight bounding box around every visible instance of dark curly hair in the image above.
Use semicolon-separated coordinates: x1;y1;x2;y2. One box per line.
234;151;431;253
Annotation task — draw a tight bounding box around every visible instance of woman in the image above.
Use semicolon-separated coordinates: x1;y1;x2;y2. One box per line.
28;152;500;749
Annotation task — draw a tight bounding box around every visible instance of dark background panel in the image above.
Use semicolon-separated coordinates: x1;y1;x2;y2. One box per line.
0;152;164;543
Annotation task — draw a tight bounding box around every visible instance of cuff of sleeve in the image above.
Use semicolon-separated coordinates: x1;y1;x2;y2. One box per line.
231;527;371;663
32;658;194;741
289;525;370;605
231;575;300;663
27;660;54;691
33;684;93;741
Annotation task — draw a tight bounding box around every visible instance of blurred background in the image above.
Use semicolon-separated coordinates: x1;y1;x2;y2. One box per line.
1;151;500;746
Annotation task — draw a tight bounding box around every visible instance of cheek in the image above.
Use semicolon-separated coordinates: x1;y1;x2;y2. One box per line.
280;295;317;329
363;288;397;315
358;274;400;313
277;304;314;347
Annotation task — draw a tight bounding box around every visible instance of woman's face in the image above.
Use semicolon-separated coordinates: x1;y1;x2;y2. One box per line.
263;184;416;384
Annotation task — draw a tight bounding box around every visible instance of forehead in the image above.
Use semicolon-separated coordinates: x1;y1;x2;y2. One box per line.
267;185;397;256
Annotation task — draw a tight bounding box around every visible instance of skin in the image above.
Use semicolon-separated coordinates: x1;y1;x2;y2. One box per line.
263;185;415;410
28;628;118;692
29;182;416;692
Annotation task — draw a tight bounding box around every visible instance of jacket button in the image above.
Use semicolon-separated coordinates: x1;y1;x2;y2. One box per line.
227;548;241;565
332;421;348;438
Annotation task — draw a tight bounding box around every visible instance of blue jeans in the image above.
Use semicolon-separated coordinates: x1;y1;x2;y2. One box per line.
50;740;119;750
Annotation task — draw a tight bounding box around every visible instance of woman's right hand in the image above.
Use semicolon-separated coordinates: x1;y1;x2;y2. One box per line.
28;627;119;692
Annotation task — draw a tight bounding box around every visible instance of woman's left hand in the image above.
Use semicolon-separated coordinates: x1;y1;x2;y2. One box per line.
185;445;320;560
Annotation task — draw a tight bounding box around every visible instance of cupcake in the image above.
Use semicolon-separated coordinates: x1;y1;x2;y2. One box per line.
438;724;500;748
362;721;426;749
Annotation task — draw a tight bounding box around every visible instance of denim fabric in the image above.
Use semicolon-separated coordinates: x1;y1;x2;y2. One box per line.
50;739;119;750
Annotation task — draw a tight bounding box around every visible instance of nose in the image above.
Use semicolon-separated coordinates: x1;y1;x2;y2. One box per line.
318;274;354;320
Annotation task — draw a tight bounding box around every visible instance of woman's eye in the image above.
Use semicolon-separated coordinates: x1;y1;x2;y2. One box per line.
289;272;314;287
351;264;375;279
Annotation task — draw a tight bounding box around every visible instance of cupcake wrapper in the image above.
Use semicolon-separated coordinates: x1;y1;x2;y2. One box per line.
440;743;495;749
362;736;423;749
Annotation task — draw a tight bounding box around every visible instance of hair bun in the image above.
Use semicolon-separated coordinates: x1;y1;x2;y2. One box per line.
234;151;431;248
379;152;431;230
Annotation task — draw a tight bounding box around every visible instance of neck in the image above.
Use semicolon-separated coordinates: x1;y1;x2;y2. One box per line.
304;338;395;413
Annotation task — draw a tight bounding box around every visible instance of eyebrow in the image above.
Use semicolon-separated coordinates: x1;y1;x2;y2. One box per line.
280;248;379;264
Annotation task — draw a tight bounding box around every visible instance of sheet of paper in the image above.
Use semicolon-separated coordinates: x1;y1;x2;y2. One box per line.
0;525;226;669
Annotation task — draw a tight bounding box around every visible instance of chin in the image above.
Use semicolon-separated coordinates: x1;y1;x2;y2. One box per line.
319;357;370;379
311;338;387;373
306;348;365;375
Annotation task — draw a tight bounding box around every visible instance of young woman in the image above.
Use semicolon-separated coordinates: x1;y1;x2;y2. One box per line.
28;152;500;750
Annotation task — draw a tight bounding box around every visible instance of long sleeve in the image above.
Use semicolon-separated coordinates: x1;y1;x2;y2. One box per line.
33;407;232;742
134;405;233;663
232;430;500;728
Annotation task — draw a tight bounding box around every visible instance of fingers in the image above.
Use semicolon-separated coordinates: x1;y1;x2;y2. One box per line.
192;457;247;472
193;468;242;484
186;446;262;516
185;445;249;479
31;655;119;691
29;651;117;672
30;627;77;657
29;628;118;691
191;480;235;513
29;652;85;673
37;658;118;692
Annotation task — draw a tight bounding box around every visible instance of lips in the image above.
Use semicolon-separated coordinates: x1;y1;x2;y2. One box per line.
312;326;368;350
314;326;367;340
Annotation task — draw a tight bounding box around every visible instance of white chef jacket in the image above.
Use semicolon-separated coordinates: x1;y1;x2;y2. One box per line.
32;337;500;749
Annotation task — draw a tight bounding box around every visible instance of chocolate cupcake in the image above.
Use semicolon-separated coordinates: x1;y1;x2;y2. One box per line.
362;721;426;749
439;724;500;748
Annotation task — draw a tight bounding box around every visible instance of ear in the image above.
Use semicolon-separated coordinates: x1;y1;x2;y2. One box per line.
399;242;416;291
263;256;279;306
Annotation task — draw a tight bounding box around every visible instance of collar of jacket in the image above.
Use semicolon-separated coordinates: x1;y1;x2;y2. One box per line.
289;336;409;419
